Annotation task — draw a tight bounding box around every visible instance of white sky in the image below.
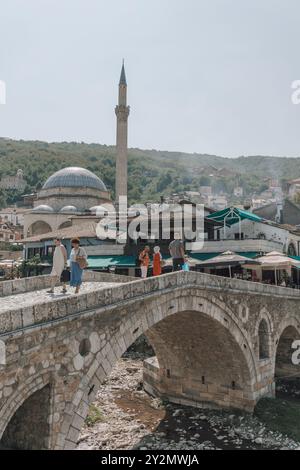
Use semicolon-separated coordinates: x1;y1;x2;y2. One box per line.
1;0;300;157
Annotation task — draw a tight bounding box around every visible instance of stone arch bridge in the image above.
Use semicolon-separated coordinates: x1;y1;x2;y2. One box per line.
0;270;299;450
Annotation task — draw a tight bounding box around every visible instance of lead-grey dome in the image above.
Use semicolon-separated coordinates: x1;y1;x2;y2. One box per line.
32;205;54;213
42;167;107;191
89;205;110;215
60;205;78;213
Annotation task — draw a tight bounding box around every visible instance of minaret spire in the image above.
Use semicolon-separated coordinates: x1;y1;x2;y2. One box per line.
115;61;130;201
119;59;127;86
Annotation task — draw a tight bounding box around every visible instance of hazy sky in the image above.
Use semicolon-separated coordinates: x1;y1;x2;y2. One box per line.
1;0;300;157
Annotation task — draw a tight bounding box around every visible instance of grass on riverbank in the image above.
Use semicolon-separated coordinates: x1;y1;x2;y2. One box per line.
254;397;300;442
85;404;105;427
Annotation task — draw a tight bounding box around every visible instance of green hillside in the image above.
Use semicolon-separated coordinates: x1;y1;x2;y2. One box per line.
0;138;299;208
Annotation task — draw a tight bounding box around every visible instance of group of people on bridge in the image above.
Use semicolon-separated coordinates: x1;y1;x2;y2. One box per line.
48;237;88;295
138;234;189;279
48;234;190;295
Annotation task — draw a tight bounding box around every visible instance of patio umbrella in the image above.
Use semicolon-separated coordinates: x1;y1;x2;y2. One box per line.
195;251;260;278
243;251;300;285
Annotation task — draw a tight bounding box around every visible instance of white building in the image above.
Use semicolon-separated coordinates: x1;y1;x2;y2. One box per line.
288;178;300;198
0;207;27;226
233;187;243;197
0;169;26;191
199;186;212;196
193;207;300;257
207;195;228;210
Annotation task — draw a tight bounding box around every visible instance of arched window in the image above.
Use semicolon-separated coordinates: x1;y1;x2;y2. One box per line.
27;221;52;237
58;221;72;230
258;319;270;359
287;243;296;257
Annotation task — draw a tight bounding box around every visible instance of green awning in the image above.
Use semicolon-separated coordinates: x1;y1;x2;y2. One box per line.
206;207;262;226
289;256;300;268
87;255;136;269
87;251;260;269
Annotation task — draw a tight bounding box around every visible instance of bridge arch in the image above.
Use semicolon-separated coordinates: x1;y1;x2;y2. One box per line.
274;317;300;380
0;372;53;450
60;290;259;449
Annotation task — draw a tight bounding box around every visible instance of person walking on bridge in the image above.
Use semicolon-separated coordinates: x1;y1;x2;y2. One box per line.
47;238;68;294
139;246;150;279
70;238;88;294
169;233;185;271
152;245;162;276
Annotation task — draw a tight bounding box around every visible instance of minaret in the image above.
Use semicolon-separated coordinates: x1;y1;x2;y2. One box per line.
115;60;130;202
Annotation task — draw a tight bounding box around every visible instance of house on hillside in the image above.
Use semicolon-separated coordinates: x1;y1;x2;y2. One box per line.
253;198;300;226
287;178;300;198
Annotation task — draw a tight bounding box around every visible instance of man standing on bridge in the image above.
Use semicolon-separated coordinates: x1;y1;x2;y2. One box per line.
47;238;68;294
169;233;185;271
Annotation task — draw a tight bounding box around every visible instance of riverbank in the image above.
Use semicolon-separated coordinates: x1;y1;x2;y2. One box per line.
77;353;300;451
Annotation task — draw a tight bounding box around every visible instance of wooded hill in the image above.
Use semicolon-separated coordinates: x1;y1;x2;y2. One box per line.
0;138;299;207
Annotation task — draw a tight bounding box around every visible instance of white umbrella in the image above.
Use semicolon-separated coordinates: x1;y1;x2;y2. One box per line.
244;251;300;285
195;251;260;278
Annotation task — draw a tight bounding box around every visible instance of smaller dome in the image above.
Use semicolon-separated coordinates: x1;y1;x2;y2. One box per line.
89;205;109;216
60;205;78;213
32;205;54;213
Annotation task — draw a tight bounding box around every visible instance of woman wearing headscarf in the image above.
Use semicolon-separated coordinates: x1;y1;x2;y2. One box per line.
152;245;162;276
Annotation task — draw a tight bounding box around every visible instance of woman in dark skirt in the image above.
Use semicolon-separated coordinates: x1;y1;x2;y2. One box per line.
70;238;88;294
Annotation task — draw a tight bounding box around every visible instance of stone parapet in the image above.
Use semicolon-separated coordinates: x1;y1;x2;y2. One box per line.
0;271;134;298
0;271;300;337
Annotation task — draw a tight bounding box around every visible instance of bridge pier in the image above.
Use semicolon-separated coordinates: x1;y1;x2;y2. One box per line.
142;308;268;413
143;357;256;412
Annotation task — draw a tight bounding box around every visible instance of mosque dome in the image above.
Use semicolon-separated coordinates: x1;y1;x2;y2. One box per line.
60;205;78;213
42;167;107;192
32;205;54;213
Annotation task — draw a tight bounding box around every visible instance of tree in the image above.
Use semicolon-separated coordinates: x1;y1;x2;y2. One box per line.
156;173;173;192
294;192;300;205
19;254;43;278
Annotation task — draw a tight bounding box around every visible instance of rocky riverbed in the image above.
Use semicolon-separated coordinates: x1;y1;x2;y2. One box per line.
77;352;300;451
